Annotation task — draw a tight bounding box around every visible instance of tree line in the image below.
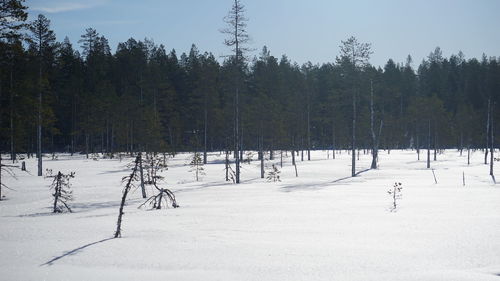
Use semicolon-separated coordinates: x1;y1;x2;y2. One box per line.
1;1;499;171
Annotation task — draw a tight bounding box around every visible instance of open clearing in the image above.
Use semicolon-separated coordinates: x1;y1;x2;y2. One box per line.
1;150;500;281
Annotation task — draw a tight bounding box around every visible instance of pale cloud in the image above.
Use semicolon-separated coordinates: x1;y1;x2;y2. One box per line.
30;1;107;14
93;20;140;26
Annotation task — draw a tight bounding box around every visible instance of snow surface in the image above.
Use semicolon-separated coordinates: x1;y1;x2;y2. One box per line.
1;150;500;281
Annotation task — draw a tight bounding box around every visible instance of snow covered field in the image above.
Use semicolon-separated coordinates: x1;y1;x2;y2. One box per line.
1;149;500;281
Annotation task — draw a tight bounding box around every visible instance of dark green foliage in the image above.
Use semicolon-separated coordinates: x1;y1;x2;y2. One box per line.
0;0;27;39
0;9;498;158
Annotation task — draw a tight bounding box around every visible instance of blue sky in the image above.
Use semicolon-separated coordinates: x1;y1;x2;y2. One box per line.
26;0;500;67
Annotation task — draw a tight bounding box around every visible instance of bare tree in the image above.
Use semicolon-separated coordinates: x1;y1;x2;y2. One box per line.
221;0;251;184
114;154;140;238
337;36;372;177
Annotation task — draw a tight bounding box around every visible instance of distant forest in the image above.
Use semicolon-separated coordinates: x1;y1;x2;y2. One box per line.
1;1;500;161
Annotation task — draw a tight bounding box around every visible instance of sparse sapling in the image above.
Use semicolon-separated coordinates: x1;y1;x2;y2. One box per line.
46;170;75;213
266;164;281;182
388;182;403;212
189;152;205;181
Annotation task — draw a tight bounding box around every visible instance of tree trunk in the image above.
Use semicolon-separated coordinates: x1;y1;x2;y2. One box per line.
260;136;264;179
370;80;377;169
427;120;431;169
459;132;463;156
203;97;208;164
352;89;356;177
0;155;3;200
307;100;311;161
434;133;437;161
37;59;43;176
53;172;61;213
111;123;114;155
239;125;244;161
139;153;146;198
0;78;3;198
485;98;491;164
85;133;89;159
10;69;15;163
490;107;494;176
115;155;140;238
467;144;470;166
235;87;240;183
332;125;336;160
225;150;229;181
416;128;420;161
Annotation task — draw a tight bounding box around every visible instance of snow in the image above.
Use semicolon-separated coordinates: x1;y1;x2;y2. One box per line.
1;150;500;281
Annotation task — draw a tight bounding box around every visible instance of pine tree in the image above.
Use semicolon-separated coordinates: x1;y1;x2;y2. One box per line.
0;0;27;39
221;0;251;184
337;36;372;177
28;14;56;176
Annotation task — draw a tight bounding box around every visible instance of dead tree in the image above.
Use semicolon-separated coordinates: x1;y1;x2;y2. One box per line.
221;0;251;184
139;187;178;210
47;170;75;213
114;154;140;238
139;156;178;210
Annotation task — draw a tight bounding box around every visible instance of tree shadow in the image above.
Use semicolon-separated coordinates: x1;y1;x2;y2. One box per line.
41;237;114;266
280;168;371;192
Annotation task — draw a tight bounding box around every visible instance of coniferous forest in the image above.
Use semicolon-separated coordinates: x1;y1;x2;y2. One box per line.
1;0;500;163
